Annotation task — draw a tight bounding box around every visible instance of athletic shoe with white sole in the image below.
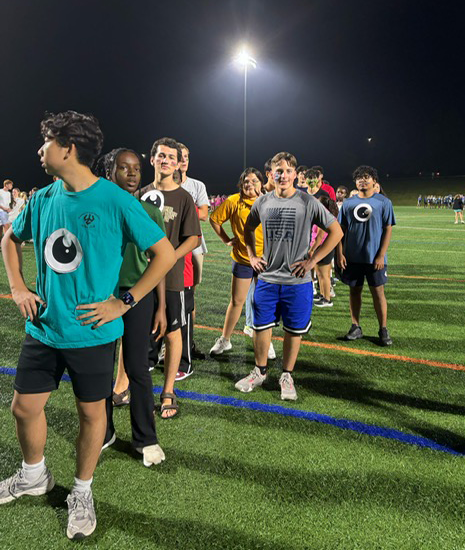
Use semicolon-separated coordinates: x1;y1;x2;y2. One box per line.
175;370;193;381
0;467;55;505
101;432;116;452
315;298;333;308
210;336;232;355
279;372;297;401
235;367;267;393
268;342;276;360
243;325;254;338
66;490;96;540
330;286;336;298
136;444;166;467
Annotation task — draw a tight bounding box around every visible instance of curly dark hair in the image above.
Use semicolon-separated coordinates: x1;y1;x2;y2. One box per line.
237;167;264;195
352;165;378;182
310;165;324;176
40;110;104;169
296;165;309;175
150;137;182;162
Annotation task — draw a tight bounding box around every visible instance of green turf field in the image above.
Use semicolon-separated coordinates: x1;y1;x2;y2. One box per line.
1;206;465;549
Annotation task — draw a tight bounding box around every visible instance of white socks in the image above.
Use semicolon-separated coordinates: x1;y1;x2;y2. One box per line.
22;457;46;483
73;477;93;493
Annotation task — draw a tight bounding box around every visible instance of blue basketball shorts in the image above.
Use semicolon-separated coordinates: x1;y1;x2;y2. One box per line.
252;280;313;335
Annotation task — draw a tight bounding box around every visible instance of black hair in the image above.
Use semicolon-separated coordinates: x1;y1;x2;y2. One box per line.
318;195;339;217
40;110;104;169
352;165;378;182
304;168;320;181
150;137;182;162
264;158;272;175
296;165;309;174
336;185;349;195
237;167;265;196
311;165;324;176
99;148;142;181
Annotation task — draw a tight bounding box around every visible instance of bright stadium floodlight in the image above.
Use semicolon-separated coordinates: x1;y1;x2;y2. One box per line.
233;45;257;169
234;46;257;69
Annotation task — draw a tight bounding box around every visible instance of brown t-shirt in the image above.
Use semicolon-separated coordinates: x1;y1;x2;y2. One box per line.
138;183;201;291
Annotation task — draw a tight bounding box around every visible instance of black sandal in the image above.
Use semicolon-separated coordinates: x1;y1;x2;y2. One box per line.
160;391;179;419
112;388;130;407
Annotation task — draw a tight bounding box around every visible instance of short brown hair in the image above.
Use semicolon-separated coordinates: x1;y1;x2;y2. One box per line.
271;152;297;168
150;137;182;162
178;142;189;154
3;179;13;187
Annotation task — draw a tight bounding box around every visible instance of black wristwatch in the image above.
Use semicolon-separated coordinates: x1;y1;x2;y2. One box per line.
120;291;138;308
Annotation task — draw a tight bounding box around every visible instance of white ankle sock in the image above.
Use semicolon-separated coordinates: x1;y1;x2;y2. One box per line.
22;457;46;482
73;477;93;493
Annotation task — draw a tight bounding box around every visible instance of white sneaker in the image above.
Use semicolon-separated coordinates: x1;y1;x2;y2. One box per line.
279;372;297;401
330;286;336;298
66;489;96;540
243;325;254;338
210;336;232;355
235;367;267;393
136;444;166;467
268;342;276;360
0;467;55;505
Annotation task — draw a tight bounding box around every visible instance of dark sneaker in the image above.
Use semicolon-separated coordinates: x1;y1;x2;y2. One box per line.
191;342;206;360
66;490;97;540
378;327;393;346
313;294;324;304
345;324;363;340
315;298;333;308
0;467;55;505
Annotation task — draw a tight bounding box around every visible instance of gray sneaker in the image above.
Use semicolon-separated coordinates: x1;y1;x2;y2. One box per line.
0;467;55;505
235;367;267;393
279;372;297;401
66;490;97;540
345;324;363;340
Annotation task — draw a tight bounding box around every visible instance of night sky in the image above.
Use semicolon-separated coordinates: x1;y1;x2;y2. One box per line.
1;0;464;193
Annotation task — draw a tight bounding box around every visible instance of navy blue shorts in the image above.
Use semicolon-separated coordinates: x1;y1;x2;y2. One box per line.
340;263;388;287
232;260;256;279
252;280;313;335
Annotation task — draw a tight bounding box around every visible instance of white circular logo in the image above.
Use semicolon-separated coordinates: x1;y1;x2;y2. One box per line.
354;203;373;222
141;190;164;211
44;229;83;273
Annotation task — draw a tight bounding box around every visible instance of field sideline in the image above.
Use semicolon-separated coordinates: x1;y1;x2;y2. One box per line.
1;205;465;549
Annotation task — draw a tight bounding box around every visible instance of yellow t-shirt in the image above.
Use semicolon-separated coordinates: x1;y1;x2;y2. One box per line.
210;193;263;265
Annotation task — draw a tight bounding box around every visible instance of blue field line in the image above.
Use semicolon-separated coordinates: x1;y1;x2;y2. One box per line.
1;366;462;457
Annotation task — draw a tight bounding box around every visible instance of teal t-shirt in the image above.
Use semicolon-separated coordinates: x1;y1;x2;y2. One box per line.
12;178;165;349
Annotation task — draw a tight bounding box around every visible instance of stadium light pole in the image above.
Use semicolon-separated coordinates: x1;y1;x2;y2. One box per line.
234;46;257;169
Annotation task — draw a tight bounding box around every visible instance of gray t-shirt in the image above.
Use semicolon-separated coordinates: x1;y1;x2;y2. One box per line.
181;176;209;255
247;191;336;285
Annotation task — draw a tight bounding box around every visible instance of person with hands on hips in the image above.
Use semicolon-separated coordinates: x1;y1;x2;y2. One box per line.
0;111;175;541
237;151;343;401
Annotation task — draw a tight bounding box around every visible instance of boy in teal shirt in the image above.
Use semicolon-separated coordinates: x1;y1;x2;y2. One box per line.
0;111;175;540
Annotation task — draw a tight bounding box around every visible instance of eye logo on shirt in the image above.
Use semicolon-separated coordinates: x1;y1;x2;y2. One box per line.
44;229;83;273
141;190;164;211
353;203;373;223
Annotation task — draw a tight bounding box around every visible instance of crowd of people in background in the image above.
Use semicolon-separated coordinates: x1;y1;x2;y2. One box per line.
0;180;38;238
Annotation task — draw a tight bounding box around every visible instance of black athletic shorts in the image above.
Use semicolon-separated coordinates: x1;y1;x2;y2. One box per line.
14;334;116;402
317;249;335;266
165;290;185;333
340;262;388;287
